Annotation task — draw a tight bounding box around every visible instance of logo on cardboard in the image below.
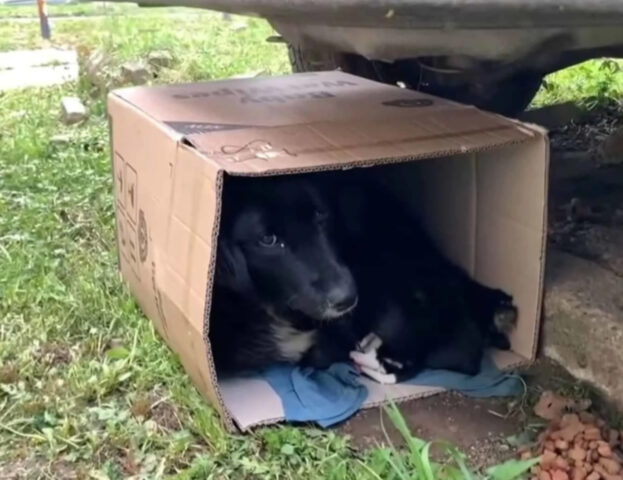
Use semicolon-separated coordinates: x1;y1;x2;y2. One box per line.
382;98;434;108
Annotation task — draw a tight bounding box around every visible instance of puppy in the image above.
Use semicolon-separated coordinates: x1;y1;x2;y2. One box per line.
329;177;517;382
209;176;359;375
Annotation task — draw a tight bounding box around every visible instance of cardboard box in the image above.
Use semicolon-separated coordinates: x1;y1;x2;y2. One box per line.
108;71;548;430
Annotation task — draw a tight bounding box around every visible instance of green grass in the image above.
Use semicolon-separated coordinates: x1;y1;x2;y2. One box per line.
532;58;623;109
0;6;612;478
0;2;195;19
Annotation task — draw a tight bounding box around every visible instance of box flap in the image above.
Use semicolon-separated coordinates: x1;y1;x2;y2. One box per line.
112;71;537;175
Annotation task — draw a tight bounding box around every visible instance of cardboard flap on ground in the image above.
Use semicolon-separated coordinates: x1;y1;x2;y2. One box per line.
108;71;548;430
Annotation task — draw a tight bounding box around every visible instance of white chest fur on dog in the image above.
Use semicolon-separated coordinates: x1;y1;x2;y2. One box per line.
271;320;317;362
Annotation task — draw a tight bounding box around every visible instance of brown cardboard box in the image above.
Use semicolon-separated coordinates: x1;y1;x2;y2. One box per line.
108;71;548;430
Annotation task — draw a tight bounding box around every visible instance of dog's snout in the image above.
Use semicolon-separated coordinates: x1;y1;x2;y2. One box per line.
327;284;358;313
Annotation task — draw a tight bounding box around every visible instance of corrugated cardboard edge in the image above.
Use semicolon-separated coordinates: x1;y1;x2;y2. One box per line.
199;168;238;432
503;117;550;363
198;123;548;432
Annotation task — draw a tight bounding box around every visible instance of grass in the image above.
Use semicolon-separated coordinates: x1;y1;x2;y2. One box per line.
532;58;623;110
0;6;616;479
0;2;194;19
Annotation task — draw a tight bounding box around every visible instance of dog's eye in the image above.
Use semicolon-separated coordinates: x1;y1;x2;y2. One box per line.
258;234;279;248
315;209;329;223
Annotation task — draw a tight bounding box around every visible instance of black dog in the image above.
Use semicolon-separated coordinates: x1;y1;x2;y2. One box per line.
329;176;517;381
210;172;516;380
209;176;359;375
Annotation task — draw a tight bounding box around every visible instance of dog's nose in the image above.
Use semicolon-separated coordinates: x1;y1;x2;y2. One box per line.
327;287;358;313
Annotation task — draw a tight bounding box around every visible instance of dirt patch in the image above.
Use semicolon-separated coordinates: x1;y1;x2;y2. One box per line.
339;392;522;469
35;342;73;366
130;392;182;431
549;106;621;156
0;362;19;383
151;398;182;431
0;458;84;480
338;360;610;469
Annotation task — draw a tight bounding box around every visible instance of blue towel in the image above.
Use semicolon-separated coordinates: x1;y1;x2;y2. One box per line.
259;354;522;427
404;355;523;397
263;363;367;428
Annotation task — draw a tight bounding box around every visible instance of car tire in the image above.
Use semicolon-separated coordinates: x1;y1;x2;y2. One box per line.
288;45;542;116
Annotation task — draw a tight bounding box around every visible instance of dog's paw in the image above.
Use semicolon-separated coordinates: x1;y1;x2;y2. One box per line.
350;350;383;370
357;332;383;353
359;365;397;384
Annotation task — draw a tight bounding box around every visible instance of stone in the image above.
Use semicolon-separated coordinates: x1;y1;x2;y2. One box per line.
121;62;150;85
599;125;623;165
599;443;613;458
82;49;114;89
230;20;247;31
148;50;174;69
552;470;570;480
599;458;621;475
543;250;623;413
50;134;72;146
60;97;87;125
572;448;589;463
519;102;588;130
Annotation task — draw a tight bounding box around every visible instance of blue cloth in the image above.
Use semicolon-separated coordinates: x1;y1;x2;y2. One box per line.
404;355;523;398
259;354;522;427
263;363;367;428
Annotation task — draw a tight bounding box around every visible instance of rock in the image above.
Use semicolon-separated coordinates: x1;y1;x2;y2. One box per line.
586;472;600;480
148;51;173;69
50;134;72;145
543;250;623;413
559;423;586;443
121;62;150;85
557;440;571;452
599;443;614;458
586;429;603;441
541;471;553;480
82;49;114;89
574;467;589;480
543;451;559;468
599;125;623;165
519;102;588;130
553;470;570;480
61;97;87;125
535;391;573;421
581;413;597;425
599;458;621;475
563;415;582;427
572;448;589;462
230;20;247;31
556;458;572;471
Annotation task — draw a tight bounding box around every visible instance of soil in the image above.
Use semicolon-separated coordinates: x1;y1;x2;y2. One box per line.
338;102;623;464
339;392;522;469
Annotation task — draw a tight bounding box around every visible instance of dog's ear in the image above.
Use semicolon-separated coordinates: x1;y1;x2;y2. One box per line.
215;240;253;293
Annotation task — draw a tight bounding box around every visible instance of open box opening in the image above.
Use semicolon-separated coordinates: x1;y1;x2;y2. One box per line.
108;71;548;431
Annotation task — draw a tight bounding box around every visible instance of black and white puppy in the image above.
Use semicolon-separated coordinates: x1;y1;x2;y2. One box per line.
209;176;359;375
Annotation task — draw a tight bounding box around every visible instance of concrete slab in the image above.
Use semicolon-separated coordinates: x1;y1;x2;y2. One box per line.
0;48;78;91
543;250;623;410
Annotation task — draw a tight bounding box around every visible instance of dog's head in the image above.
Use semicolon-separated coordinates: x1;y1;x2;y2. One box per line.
215;176;358;321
